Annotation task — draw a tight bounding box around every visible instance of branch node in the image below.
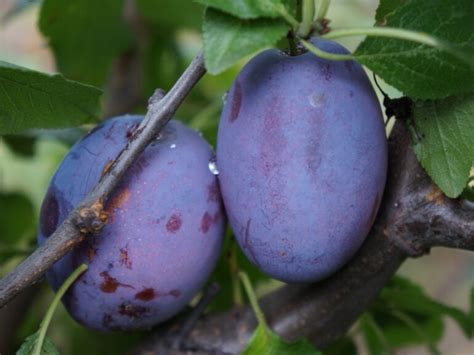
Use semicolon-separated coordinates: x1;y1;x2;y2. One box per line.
148;88;166;109
74;200;108;234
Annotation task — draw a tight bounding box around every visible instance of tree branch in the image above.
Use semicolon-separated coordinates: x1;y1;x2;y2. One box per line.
131;122;474;354
0;51;206;309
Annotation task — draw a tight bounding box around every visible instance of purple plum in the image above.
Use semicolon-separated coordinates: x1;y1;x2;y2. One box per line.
38;115;225;331
216;39;387;283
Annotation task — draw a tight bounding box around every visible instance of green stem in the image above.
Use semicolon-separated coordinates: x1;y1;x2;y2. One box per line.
33;264;88;355
301;39;353;61
238;271;267;329
229;242;243;306
390;310;440;355
316;0;331;22
322;27;474;67
278;7;299;30
298;0;315;38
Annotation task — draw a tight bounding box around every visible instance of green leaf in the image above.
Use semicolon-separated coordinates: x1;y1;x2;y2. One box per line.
244;324;321;355
380;276;472;338
196;0;286;19
16;332;60;355
203;8;288;74
411;94;474;198
39;0;133;86
323;337;357;355
136;0;204;29
355;0;474;99
0;61;101;135
2;135;36;157
0;192;35;246
374;0;408;25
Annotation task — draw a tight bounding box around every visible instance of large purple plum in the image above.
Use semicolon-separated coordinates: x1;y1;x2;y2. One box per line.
217;39;387;283
38;115;225;331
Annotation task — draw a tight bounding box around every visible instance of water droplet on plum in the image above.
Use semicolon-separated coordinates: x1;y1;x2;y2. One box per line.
208;157;219;176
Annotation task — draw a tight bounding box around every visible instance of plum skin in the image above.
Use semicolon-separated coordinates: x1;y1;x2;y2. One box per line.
217;39;387;283
38;115;225;331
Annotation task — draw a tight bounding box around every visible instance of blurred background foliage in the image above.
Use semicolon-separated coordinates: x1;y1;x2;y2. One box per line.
0;0;472;354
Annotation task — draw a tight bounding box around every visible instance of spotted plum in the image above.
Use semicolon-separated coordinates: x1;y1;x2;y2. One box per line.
38;115;225;331
217;39;387;283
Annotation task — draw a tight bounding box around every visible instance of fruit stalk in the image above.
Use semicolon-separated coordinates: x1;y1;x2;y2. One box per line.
0;51;206;309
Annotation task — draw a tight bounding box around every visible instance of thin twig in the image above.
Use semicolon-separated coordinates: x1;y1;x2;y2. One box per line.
0;51;206;309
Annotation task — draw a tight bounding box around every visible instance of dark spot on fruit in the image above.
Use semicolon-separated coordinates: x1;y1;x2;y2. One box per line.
349;90;354;98
166;214;182;233
207;183;221;203
102;314;120;330
200;212;213;233
242;219;259;266
99;271;133;293
135;288;155;301
229;80;242;123
40;189;59;238
119;247;132;269
118;303;148;318
279;251;287;257
69;152;79;160
106;188;131;214
126;122;140;139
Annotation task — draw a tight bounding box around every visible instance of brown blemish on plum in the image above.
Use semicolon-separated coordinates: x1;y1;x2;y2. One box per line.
229;80;242;123
135;288;155;301
242;219;260;266
207;183;221;203
166;214;182;233
40;189;59;238
200;212;213;233
279;251;287;257
101;159;114;178
118;303;148;318
99;271;133;293
119;247;132;269
106;188;131;213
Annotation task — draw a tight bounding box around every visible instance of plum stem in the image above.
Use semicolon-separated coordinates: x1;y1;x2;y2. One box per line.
301;39;354;61
278;6;299;30
315;0;331;22
298;0;315;38
33;264;87;355
322;27;474;68
238;271;268;329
